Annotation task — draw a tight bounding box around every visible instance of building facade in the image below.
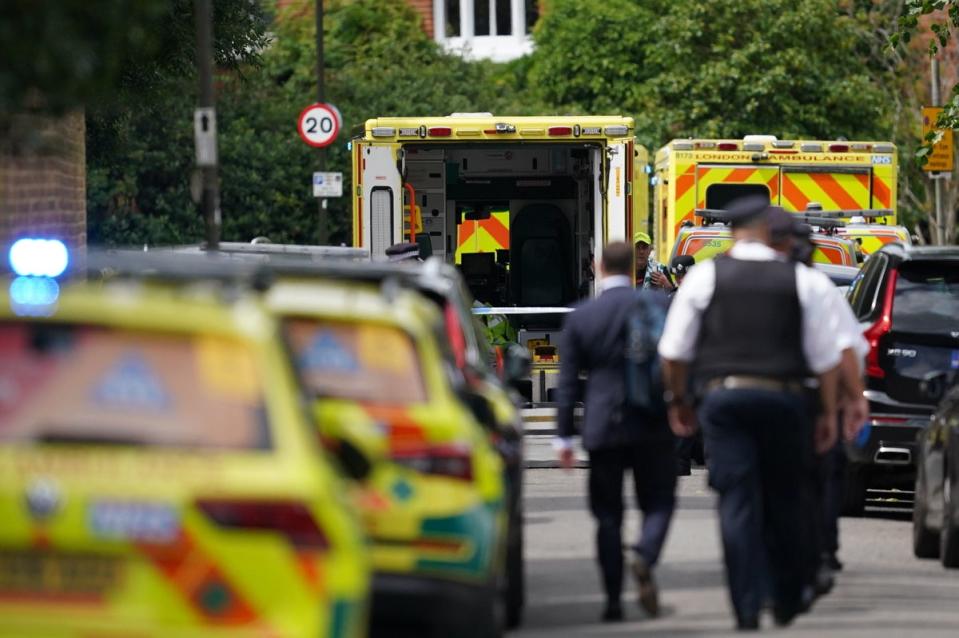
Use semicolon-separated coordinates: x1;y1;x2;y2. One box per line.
408;0;539;62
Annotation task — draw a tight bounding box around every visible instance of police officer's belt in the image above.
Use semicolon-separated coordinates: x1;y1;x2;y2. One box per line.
705;375;805;395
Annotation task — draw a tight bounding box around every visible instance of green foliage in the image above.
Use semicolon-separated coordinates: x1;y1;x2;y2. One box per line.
88;0;522;246
529;0;889;148
891;0;959;163
0;0;266;117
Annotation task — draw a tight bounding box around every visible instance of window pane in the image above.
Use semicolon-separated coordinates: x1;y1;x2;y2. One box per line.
892;262;959;334
446;0;460;37
0;323;269;450
496;0;511;35
525;0;539;34
474;0;490;36
286;319;428;406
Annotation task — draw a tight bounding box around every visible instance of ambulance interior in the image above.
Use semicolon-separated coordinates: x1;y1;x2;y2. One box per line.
402;144;603;317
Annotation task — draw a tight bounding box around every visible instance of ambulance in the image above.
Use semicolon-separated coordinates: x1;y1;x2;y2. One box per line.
352;114;648;413
653;136;900;262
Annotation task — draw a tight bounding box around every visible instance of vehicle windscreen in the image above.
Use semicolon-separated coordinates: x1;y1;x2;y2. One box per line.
676;235;732;261
285;318;427;405
0;322;269;449
892;262;959;334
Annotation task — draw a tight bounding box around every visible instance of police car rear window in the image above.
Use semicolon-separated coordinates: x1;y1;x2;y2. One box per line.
892;263;959;334
285;319;427;405
0;322;270;449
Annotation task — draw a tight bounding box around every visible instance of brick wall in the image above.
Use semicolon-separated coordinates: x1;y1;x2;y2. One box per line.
0;111;87;259
407;0;434;38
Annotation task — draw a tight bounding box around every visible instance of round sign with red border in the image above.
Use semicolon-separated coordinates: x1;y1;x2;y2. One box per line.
297;103;341;148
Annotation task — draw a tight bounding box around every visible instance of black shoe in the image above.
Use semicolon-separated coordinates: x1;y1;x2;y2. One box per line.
736;615;760;631
631;556;660;617
825;553;843;572
815;565;835;597
773;604;801;627
602;603;624;622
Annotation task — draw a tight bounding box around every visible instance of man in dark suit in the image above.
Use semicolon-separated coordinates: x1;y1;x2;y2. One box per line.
556;241;677;622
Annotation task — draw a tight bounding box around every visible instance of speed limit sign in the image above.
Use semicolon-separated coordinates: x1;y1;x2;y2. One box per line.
297;102;341;148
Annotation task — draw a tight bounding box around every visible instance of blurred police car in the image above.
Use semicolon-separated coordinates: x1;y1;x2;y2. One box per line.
0;243;370;638
263;276;510;638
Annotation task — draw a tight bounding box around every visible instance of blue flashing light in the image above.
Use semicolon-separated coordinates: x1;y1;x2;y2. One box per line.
9;238;69;278
10;276;60;316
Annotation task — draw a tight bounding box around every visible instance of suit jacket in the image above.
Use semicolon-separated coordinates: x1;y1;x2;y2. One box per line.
557;285;671;451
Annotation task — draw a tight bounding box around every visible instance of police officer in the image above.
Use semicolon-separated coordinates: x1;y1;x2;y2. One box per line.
658;196;842;630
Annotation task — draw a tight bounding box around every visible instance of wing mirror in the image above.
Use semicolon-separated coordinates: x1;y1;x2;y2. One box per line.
312;402;387;482
502;343;532;388
460;390;497;430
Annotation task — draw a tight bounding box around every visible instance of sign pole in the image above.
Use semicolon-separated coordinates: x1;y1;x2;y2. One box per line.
932;57;945;245
315;0;329;244
194;0;220;251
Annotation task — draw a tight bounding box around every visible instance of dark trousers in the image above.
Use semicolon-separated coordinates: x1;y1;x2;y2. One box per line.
699;389;811;622
587;439;677;604
821;437;845;555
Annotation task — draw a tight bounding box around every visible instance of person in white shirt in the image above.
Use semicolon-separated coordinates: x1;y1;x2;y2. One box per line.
658;196;841;630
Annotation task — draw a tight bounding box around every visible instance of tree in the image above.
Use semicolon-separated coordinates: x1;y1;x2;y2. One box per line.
529;0;889;147
0;0;266;119
87;0;526;247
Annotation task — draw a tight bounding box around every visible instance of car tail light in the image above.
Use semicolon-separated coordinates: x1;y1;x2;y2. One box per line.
392;445;473;481
829;143;849;152
864;269;898;379
428;127;452;137
548;126;573;136
196;499;328;549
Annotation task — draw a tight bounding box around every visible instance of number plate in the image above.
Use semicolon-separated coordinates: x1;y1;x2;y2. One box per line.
0;551;120;596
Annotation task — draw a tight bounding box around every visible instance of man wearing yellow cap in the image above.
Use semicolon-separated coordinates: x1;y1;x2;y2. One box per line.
633;231;670;290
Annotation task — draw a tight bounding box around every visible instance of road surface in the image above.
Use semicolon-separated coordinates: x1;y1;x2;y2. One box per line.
515;468;959;637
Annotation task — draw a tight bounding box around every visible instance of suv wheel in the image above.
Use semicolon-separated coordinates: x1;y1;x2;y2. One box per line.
941;466;959;568
913;458;940;558
842;464;867;517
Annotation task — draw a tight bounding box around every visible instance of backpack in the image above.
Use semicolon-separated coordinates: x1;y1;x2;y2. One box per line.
623;291;668;417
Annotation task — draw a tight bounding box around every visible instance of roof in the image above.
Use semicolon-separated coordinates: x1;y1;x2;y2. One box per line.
263;278;439;337
880;245;959;261
359;114;634;142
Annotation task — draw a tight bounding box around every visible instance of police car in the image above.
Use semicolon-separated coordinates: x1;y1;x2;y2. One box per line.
0;243;371;638
263;275;511;638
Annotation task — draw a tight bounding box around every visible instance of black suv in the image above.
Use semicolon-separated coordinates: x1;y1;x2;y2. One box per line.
843;245;959;514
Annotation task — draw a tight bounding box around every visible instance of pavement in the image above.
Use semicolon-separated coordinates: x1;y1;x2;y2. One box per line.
513;467;959;637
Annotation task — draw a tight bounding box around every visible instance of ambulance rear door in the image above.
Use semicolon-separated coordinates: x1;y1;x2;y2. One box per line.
779;165;871;214
358;143;403;258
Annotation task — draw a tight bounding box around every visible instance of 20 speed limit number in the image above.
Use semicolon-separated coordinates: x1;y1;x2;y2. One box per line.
297;103;340;148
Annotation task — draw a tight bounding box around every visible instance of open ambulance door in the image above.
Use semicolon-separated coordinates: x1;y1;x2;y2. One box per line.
632;144;650;238
356;144;403;258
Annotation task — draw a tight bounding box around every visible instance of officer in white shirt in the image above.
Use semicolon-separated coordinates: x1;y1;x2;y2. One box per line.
658;196;842;630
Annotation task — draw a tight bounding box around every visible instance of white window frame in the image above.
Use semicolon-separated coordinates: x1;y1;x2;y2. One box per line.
434;0;534;62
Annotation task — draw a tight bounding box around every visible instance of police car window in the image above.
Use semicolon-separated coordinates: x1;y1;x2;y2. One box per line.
285;319;427;405
0;323;270;449
891;263;959;334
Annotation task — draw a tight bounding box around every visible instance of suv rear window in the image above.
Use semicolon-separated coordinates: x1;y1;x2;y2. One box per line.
0;323;269;449
892;262;959;334
285;319;427;405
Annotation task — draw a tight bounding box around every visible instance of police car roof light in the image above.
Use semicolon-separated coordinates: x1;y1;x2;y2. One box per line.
9;238;69;278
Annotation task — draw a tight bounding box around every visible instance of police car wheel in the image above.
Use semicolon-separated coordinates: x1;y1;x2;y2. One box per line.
504;526;525;628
